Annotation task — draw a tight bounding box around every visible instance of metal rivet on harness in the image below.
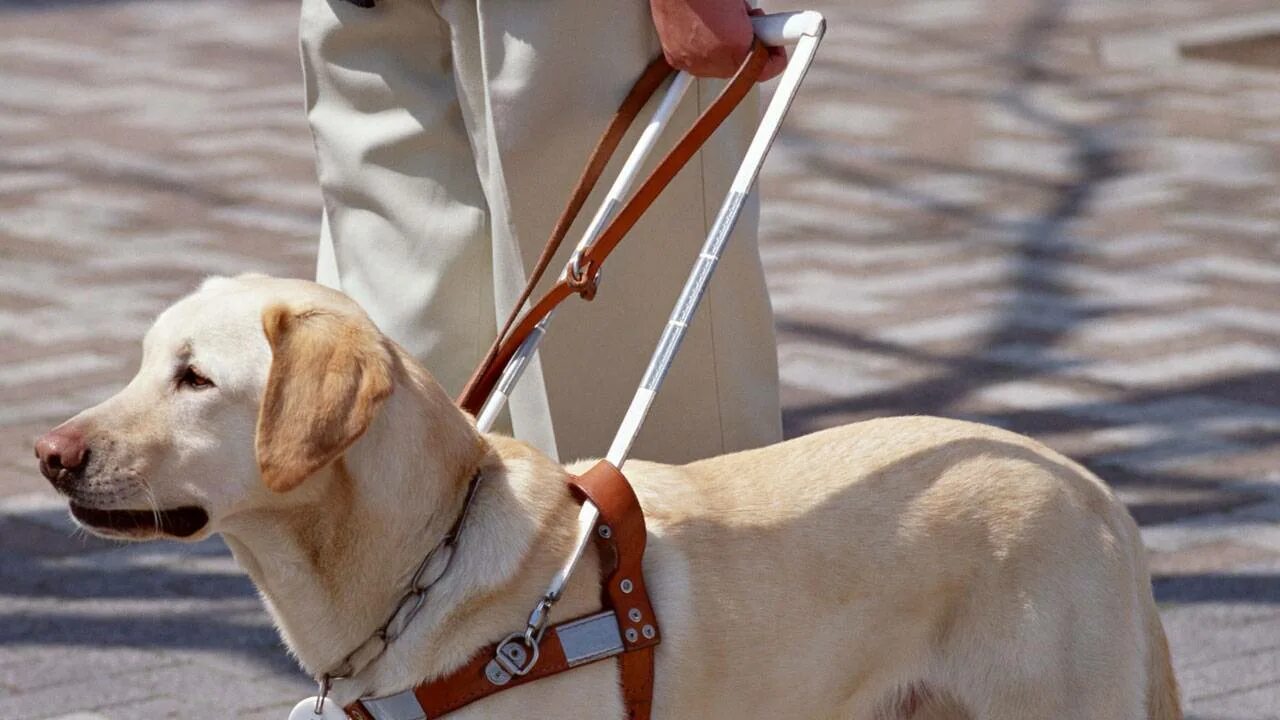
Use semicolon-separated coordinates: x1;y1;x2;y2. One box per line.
502;642;527;665
627;607;643;623
625;628;639;643
619;578;633;594
597;524;613;539
642;624;656;640
484;660;513;687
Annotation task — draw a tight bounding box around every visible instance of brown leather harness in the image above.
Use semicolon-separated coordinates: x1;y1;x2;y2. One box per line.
345;461;660;719
341;44;768;720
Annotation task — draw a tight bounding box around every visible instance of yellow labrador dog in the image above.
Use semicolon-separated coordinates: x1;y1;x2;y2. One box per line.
36;275;1179;719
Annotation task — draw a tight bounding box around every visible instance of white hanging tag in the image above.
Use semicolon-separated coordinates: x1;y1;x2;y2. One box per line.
288;697;348;720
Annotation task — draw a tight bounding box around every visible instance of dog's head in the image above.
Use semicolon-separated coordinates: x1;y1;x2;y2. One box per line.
34;274;397;541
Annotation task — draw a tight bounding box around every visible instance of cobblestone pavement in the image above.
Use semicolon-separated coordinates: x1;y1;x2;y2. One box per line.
2;0;1279;717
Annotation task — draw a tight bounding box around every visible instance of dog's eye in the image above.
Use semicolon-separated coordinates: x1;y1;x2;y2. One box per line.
178;366;214;390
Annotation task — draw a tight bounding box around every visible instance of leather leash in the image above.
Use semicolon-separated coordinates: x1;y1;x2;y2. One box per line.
457;41;769;416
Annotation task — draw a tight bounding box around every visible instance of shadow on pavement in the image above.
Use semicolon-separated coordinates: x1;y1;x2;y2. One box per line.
1155;573;1280;604
0;519;302;678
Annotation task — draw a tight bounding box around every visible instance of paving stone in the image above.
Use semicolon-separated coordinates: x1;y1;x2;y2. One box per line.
972;380;1112;411
0;647;179;697
1150;540;1280;576
0;670;163;719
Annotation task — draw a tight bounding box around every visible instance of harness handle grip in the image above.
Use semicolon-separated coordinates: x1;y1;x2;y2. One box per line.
750;10;825;47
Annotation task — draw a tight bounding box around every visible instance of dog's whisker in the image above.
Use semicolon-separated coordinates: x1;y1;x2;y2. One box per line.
143;484;162;532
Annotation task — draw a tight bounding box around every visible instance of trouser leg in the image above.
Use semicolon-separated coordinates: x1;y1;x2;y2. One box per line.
441;0;782;463
302;0;508;434
305;0;782;463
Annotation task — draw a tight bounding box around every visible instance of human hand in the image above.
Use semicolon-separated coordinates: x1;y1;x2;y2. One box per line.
650;0;787;80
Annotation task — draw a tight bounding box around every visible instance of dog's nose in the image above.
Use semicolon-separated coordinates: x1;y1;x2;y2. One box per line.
35;425;88;484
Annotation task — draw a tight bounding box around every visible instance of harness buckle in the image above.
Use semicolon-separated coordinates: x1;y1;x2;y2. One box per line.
492;632;541;679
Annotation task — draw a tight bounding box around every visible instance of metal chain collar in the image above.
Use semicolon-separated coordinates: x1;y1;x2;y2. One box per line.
318;472;483;692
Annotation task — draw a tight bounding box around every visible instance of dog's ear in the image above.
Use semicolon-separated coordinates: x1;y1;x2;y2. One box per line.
255;304;393;493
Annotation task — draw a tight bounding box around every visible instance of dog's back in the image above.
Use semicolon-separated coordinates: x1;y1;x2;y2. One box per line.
616;416;1179;718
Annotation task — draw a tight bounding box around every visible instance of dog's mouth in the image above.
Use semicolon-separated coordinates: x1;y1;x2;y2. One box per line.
69;503;209;539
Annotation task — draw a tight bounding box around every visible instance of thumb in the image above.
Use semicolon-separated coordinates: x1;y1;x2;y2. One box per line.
760;45;787;81
745;4;787;81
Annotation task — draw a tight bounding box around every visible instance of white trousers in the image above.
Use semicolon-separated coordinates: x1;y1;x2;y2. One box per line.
301;0;781;463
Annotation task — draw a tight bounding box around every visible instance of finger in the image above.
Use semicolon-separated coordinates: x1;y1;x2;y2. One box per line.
704;1;757;77
760;46;787;81
745;5;787;80
663;35;742;79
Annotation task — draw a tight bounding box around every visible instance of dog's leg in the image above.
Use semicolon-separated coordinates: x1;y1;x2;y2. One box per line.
931;578;1148;720
872;684;972;720
908;695;972;720
945;648;1144;720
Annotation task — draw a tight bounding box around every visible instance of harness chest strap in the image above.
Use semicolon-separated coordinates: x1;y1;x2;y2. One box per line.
345;460;660;720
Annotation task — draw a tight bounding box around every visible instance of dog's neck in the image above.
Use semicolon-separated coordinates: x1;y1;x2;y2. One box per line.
221;352;594;704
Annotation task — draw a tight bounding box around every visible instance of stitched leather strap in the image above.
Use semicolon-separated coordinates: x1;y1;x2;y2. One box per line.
346;461;660;720
456;42;769;416
619;648;656;720
569;461;660;657
345;615;588;720
573;460;661;720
